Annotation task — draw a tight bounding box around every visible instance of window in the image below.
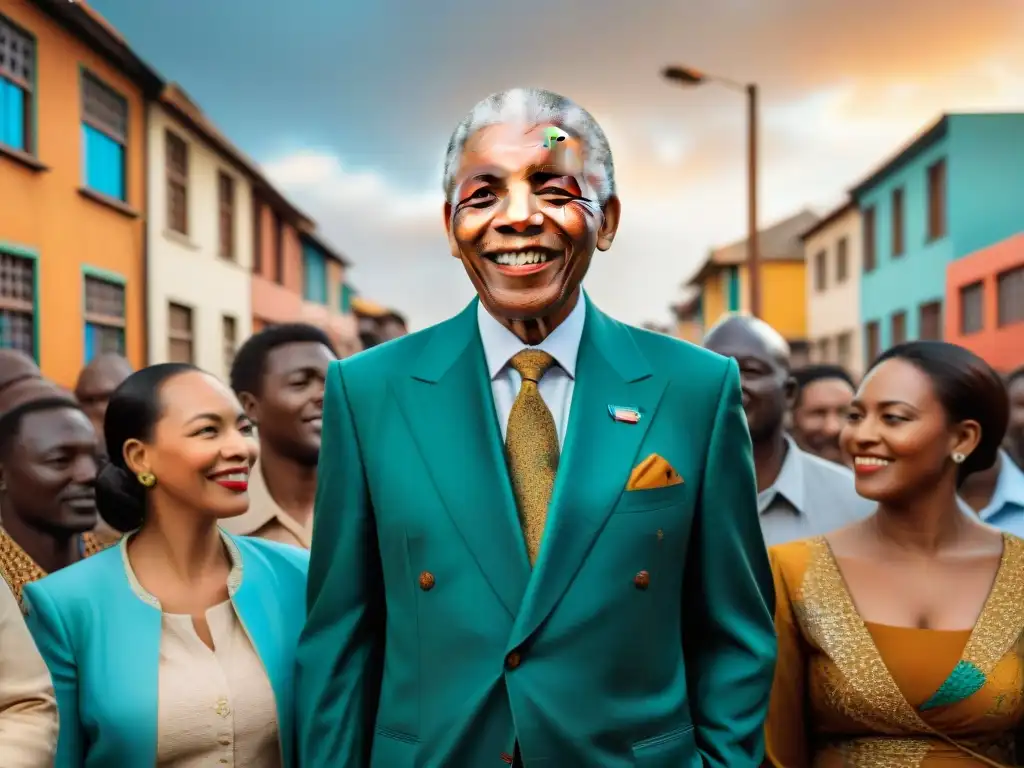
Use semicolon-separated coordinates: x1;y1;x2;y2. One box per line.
218;172;234;259
222;315;237;372
918;301;943;340
927;159;947;240
891;310;907;345
81;71;127;200
891;187;904;257
726;265;740;312
340;282;354;314
814;250;827;292
997;266;1024;327
83;275;125;362
0;15;34;153
863;206;876;272
273;211;284;284
165;130;188;234
0;250;35;355
302;242;328;303
816;337;831;363
252;197;263;273
865;321;880;365
959;282;984;335
836;332;852;369
836;237;849;283
168;302;193;363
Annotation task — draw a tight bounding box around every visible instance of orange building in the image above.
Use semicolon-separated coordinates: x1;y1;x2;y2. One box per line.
945;232;1024;373
0;0;161;386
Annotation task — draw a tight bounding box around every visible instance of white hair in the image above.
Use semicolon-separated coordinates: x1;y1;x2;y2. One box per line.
442;87;616;205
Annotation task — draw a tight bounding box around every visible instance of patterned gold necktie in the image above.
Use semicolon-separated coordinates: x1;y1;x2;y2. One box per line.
505;350;560;566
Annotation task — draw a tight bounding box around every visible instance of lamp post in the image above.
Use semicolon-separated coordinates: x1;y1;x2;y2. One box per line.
662;65;761;319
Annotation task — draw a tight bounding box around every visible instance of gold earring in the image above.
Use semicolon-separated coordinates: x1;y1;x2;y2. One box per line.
137;472;156;488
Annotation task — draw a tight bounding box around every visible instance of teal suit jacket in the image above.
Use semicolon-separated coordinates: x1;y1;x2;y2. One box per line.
22;533;308;768
296;298;776;767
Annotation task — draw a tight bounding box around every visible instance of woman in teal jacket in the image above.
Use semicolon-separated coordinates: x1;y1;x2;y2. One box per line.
23;363;308;768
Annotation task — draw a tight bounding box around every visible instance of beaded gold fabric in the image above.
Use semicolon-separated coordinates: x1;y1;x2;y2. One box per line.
505;350;559;566
0;528;114;606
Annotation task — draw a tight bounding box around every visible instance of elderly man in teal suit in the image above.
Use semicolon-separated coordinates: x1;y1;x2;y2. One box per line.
295;88;777;767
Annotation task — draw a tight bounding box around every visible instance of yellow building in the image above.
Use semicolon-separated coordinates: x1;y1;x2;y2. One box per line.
684;210;818;364
671;292;703;344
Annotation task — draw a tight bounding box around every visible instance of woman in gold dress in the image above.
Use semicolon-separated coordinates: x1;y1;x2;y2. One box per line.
766;341;1022;767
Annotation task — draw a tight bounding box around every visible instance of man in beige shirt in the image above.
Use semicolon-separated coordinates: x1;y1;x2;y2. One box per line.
222;324;337;548
0;583;57;767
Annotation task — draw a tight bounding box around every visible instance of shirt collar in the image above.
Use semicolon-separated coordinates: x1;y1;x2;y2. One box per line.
978;450;1024;521
477;292;587;381
758;435;807;516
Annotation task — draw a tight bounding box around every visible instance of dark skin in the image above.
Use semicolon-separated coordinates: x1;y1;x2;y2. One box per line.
124;371;257;650
74;354;134;454
238;341;336;527
445;121;620;344
831;357;998;631
703;317;795;493
791;377;855;466
0;407;99;574
1007;376;1024;468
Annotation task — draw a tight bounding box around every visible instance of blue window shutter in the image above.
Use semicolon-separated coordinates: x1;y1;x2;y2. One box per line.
727;266;740;312
0;77;26;151
340;283;353;313
84;322;96;363
82;124;125;200
302;244;328;304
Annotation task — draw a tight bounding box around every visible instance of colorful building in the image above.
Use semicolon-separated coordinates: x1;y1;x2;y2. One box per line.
0;0;161;386
298;229;361;357
801;200;864;376
944;232;1024;373
146;83;255;380
670;292;703;345
852;113;1024;367
685;210;818;365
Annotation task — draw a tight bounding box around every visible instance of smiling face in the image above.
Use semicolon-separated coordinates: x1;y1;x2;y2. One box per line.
791;377;856;464
445;122;620;331
124;371;259;521
841;357;980;504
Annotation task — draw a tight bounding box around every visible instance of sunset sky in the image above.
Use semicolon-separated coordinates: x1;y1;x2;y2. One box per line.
89;0;1024;328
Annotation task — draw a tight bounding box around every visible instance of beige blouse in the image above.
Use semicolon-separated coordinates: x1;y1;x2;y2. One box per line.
122;535;281;768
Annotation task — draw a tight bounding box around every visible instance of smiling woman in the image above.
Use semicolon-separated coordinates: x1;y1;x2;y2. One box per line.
20;363;309;768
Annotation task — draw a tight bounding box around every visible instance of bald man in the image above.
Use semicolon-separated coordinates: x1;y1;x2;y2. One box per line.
0;350;41;395
73;354;133;456
704;315;873;545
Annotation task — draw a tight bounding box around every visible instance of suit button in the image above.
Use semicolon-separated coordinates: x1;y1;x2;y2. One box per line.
418;571;435;590
505;651;521;670
634;570;650;590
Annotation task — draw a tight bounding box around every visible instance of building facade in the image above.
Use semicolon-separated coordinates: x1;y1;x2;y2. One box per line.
945;232;1024;373
0;0;160;386
801;201;864;376
298;230;360;357
146;84;254;380
686;210;818;365
854;113;1024;367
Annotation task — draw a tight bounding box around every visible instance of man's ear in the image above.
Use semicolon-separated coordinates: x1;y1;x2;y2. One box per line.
238;391;260;426
596;195;621;252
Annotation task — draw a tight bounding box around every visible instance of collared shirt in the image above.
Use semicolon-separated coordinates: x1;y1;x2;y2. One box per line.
959;450;1024;536
477;293;586;448
218;460;312;549
758;435;876;547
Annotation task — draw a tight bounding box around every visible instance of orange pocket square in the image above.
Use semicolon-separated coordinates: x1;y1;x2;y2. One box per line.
626;453;683;491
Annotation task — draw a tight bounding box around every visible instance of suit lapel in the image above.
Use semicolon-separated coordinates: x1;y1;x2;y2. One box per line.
393;301;530;618
508;303;667;651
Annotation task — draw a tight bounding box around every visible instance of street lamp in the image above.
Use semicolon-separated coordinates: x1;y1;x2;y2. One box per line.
662;65;762;319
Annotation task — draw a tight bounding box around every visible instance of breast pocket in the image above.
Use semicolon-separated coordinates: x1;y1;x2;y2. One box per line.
615;483;688;514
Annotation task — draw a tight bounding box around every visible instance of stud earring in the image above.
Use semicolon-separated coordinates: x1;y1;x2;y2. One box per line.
137;472;156;488
952;452;966;465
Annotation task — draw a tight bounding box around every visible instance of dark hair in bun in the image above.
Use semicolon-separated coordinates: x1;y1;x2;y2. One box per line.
868;341;1008;487
95;363;199;532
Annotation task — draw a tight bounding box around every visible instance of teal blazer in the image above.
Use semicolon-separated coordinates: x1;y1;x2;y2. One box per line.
296;297;777;767
23;532;308;768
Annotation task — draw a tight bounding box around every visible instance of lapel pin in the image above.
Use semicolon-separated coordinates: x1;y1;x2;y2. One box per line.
608;405;641;424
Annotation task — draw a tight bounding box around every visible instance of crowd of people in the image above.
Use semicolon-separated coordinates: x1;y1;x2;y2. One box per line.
1;86;1024;767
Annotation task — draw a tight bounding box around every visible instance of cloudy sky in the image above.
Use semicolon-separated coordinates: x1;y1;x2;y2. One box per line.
89;0;1024;329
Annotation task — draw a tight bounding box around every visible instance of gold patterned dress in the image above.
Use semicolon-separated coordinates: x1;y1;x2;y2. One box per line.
0;528;115;606
765;534;1024;767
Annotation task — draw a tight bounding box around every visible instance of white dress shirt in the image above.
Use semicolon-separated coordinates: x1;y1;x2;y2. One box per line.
476;293;586;448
